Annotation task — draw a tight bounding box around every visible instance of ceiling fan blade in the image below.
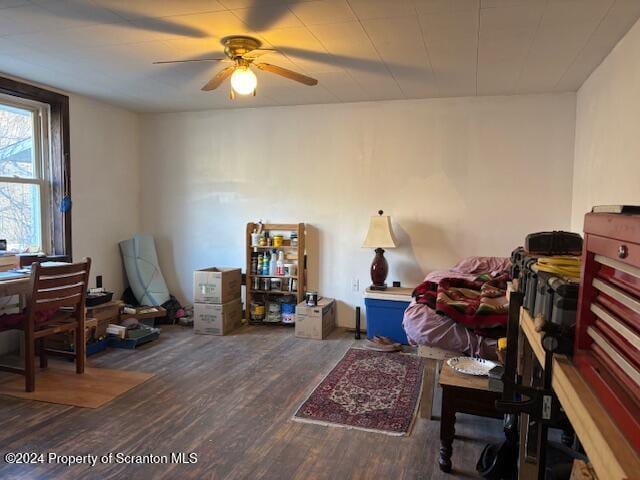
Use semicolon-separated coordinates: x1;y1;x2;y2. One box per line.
202;66;236;91
26;3;208;39
255;63;318;86
153;58;227;65
242;48;278;59
275;46;427;76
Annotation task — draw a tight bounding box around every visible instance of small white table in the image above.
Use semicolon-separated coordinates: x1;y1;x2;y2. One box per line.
363;286;414;301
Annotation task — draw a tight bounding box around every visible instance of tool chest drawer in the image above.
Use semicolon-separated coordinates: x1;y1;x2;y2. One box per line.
575;211;640;454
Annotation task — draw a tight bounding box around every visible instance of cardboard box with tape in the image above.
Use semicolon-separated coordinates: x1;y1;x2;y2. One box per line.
295;297;336;340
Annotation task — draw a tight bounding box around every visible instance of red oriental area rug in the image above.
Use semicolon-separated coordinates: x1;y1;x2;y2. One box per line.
293;348;425;436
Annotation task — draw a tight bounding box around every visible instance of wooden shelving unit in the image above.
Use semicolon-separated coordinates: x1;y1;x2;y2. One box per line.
519;308;640;480
245;223;306;324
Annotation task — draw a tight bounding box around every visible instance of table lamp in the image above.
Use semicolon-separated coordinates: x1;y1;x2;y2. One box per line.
362;210;397;290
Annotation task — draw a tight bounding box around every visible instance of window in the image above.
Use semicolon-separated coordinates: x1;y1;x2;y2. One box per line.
0;96;50;253
0;76;70;258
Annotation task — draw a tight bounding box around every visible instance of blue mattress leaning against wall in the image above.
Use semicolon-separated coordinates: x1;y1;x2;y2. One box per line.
119;233;170;306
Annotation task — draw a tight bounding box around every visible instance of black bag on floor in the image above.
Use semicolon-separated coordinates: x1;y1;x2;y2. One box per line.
476;441;518;480
160;295;183;324
122;287;139;306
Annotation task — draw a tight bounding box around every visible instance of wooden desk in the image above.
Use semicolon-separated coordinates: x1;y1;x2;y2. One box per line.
0;277;29;298
0;277;30;315
519;308;640;480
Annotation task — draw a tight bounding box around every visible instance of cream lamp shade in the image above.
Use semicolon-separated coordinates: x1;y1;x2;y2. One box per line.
362;211;397;249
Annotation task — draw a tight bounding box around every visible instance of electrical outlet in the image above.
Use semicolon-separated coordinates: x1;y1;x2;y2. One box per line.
351;278;360;292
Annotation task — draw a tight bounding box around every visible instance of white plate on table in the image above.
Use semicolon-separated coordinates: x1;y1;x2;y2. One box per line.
447;357;497;376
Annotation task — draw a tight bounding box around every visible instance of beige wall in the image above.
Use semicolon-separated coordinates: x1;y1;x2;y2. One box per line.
141;93;576;326
571;17;640;230
0;73;141;296
69;94;140;296
0;85;139;354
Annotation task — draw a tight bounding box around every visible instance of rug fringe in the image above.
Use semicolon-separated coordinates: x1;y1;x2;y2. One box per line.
290;415;408;437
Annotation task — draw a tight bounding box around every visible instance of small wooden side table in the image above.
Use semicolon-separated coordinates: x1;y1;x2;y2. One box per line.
438;363;503;473
417;345;457;420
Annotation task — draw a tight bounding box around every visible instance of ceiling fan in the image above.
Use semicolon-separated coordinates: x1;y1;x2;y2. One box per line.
153;35;318;99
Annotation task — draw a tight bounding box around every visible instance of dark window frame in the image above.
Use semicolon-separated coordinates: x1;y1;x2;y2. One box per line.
0;75;71;258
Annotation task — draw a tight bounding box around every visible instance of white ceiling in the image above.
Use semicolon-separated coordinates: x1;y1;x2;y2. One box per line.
0;0;638;112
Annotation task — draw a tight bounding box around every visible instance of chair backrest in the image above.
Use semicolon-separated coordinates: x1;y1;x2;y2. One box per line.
26;258;92;313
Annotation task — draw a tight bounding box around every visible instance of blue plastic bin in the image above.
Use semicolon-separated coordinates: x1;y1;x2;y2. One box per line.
364;296;410;345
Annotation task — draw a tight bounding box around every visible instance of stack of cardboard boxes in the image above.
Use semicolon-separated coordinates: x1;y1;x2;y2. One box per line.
193;267;242;335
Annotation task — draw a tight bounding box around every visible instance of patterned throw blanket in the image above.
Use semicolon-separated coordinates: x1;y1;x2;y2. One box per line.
0;309;58;331
413;273;509;336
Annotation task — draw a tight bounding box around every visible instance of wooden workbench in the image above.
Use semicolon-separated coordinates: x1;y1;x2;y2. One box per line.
520;308;639;480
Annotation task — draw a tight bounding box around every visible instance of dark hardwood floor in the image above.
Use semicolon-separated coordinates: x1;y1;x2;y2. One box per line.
0;326;503;479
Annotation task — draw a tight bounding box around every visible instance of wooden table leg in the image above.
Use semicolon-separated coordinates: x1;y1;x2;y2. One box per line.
420;358;437;419
439;385;455;473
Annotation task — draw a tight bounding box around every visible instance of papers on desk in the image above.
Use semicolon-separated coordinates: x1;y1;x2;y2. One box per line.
0;261;71;283
0;271;29;281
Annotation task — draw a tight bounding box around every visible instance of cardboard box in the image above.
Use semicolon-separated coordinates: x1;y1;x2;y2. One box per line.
87;301;122;339
193;267;241;304
0;254;18;272
194;298;242;335
295;297;336;340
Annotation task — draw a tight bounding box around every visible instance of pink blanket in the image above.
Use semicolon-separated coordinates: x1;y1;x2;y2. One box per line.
402;256;511;359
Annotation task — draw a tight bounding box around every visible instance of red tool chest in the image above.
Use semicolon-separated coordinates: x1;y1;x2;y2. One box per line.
575;211;640;453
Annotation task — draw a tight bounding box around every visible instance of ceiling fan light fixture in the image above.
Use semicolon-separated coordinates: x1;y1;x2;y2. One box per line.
230;66;257;95
156;36;318;95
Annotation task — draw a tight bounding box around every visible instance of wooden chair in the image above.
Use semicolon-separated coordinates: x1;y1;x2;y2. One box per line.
0;258;91;392
18;254;71;268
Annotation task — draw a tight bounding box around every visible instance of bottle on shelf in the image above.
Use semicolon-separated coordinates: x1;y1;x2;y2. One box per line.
276;250;285;276
269;250;277;276
262;251;270;275
251;249;258;275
